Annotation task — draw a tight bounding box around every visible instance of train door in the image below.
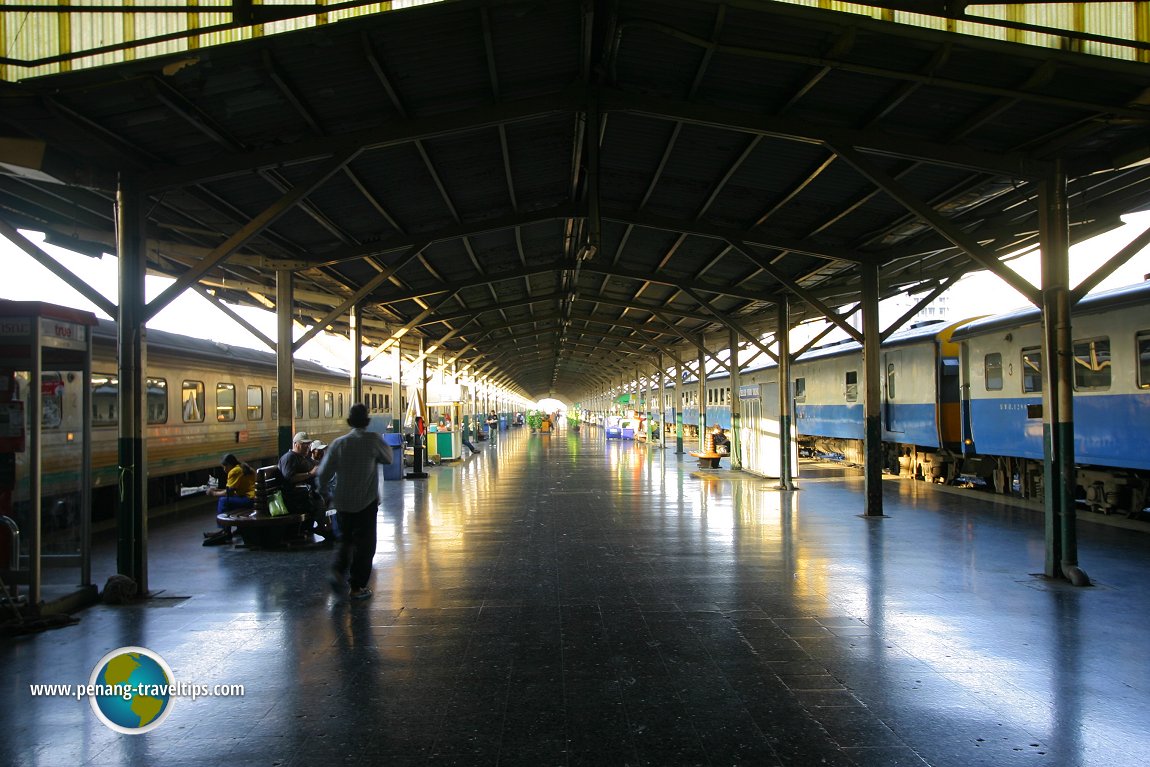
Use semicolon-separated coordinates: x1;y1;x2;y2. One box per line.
737;382;798;480
740;391;763;476
937;355;963;450
957;341;976;453
884;351;904;433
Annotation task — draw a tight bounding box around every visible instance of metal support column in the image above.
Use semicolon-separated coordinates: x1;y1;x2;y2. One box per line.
657;354;666;449
350;304;363;407
729;328;742;470
861;262;884;517
115;174;149;593
674;362;683;453
276;271;294;458
1040;164;1088;585
777;297;795;490
697;341;707;450
407;338;429;479
392;340;403;429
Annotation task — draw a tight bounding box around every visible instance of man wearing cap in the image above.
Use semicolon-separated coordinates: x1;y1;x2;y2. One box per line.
280;431;318;485
317;403;393;601
279;431;332;540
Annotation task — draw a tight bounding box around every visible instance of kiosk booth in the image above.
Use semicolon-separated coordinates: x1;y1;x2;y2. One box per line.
425;382;469;462
0;301;97;612
428;400;462;461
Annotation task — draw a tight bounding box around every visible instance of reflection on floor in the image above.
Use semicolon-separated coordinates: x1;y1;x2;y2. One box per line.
4;426;1150;766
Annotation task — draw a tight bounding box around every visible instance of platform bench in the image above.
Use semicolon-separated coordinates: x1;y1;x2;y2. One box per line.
216;465;307;549
689;434;726;468
690;451;723;469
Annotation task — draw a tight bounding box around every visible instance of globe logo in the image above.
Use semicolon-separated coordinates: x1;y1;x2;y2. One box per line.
88;646;175;734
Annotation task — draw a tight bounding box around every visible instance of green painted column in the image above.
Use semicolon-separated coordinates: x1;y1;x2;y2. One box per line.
1040;165;1086;584
697;342;707;450
729;327;741;470
777;296;795;491
276;270;294;458
674;362;684;454
116;174;149;592
861;262;884;517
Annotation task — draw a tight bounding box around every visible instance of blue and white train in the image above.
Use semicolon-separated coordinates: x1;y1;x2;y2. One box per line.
648;281;1150;516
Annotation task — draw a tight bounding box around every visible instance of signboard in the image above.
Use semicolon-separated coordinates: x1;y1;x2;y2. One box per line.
0;318;31;338
40;317;88;350
739;384;760;400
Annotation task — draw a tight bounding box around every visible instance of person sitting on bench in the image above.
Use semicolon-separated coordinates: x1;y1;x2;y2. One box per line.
204;453;256;545
279;431;334;541
710;425;730;458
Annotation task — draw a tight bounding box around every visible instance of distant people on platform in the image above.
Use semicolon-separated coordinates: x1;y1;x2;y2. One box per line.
318;403;394;601
204;453;256;546
279;431;334;542
461;418;480;454
710;425;730;456
514;412;524;427
486;411;499;442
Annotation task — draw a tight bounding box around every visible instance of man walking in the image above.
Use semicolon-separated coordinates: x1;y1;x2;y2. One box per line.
317;403;393;601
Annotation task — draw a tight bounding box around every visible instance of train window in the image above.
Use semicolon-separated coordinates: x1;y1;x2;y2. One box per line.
271;387;278;421
294;389;303;419
794;377;806;402
1073;337;1111;390
148;377;168;424
984;354;1003;391
1021;348;1042;393
216;383;236;422
383;394;390;413
885;363;896;400
246;385;263;420
845;371;858;402
1138;332;1150;389
308;390;320;418
324;392;334;418
182;381;205;422
92;373;118;426
338;392;344;418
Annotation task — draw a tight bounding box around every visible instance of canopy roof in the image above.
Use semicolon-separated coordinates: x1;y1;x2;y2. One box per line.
2;0;1149;400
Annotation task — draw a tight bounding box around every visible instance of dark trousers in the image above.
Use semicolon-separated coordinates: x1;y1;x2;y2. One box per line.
216;495;253;514
333;502;378;590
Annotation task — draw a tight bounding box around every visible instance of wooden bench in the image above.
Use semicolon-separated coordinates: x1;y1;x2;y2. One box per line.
689;434;726;468
690;451;723;468
215;465;308;549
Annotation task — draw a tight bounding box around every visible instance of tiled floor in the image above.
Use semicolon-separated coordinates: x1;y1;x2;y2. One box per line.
4;426;1150;766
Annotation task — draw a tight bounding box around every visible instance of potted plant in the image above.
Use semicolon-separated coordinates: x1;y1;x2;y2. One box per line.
567;413;580;433
527;411;542;432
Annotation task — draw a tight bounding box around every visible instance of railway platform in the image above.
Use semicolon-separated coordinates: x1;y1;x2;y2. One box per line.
3;425;1150;766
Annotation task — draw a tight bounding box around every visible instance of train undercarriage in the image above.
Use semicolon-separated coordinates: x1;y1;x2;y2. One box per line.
798;436;1150;519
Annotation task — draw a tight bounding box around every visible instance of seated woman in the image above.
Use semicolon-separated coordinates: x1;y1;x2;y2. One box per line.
710;425;730;457
204;453;256;545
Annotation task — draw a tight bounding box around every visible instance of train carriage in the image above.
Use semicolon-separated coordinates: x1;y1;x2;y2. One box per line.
951;282;1150;513
15;320;395;524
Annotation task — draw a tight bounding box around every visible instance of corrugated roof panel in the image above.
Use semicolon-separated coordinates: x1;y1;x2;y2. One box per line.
1083;2;1141;59
0;2;437;81
639;123;765;222
779;1;1142;61
503;116;577;213
598;114;680;210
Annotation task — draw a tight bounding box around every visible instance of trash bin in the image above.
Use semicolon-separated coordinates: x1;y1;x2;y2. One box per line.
382;433;404;481
500;416;507;431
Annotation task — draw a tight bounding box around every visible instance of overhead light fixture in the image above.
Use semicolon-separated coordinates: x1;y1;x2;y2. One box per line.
576;243;597;261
